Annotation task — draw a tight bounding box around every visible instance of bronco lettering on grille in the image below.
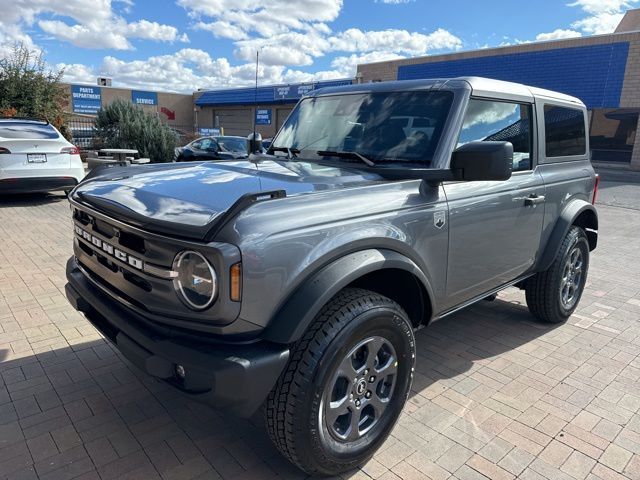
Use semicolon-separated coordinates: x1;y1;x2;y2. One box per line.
75;225;144;270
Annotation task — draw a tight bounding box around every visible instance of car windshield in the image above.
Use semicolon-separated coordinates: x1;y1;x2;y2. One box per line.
0;121;59;139
272;90;453;165
217;137;247;153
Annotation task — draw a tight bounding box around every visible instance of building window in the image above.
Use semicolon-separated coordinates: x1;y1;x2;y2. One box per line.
458;99;532;172
544;105;586;157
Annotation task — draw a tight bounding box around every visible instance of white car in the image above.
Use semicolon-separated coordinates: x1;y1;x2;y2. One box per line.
0;119;85;193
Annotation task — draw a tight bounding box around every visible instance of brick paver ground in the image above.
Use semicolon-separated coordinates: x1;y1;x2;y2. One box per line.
1;192;639;480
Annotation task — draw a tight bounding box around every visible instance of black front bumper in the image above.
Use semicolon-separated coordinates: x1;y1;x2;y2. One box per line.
65;257;289;417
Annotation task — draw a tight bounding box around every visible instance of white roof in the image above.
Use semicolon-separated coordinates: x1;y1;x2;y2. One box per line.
458;76;584;106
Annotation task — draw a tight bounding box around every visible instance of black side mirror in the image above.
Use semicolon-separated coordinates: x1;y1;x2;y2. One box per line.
451;141;513;181
247;132;262;154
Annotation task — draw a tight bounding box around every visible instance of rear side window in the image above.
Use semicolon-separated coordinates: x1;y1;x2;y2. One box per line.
458;99;533;172
0;122;59;139
544;106;586;157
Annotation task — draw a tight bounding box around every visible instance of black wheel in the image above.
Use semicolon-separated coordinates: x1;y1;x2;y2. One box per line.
265;288;415;476
526;226;589;323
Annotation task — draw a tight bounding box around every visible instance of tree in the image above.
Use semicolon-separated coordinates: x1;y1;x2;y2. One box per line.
0;43;69;134
94;98;177;163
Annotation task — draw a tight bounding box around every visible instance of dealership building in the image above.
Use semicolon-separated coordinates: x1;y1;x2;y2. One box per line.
193;78;353;137
65;9;640;169
357;9;640;170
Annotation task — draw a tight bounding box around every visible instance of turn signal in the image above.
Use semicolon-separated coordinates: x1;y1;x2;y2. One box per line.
592;174;600;205
230;263;242;302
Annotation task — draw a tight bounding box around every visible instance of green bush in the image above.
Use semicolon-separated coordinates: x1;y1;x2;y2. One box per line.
0;43;71;139
94;98;177;163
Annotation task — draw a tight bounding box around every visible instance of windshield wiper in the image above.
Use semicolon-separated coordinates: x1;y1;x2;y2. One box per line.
316;150;376;167
269;146;299;159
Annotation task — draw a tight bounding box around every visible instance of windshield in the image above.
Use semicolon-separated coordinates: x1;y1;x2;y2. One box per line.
217;137;247;153
0;122;59;139
272;90;453;165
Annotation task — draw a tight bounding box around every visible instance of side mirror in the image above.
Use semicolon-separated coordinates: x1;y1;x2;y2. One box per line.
247;132;263;154
451;141;513;181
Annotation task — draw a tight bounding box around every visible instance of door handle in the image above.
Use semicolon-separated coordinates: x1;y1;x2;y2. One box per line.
524;194;545;206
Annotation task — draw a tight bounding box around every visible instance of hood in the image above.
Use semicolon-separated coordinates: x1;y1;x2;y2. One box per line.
72;159;382;240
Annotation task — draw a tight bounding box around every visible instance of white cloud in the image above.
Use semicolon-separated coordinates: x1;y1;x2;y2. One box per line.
535;28;582;41
572;12;626;34
568;0;635;15
0;0;188;51
569;0;638;34
329;28;462;55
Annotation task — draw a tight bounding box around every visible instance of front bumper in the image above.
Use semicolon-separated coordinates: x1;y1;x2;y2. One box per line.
66;257;289;417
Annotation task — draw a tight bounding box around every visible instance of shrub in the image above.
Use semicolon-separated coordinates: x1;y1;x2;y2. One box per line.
0;43;71;139
94;98;177;163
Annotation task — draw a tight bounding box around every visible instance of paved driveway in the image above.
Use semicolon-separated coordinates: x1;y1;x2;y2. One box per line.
0;192;639;480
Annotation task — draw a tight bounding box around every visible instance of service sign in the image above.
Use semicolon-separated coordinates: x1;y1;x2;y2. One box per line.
274;82;316;100
71;85;101;114
132;90;158;106
255;109;272;125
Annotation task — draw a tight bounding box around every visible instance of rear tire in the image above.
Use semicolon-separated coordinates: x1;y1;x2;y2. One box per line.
265;288;415;476
526;226;589;323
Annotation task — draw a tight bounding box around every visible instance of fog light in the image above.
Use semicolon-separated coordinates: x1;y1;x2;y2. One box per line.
175;364;186;380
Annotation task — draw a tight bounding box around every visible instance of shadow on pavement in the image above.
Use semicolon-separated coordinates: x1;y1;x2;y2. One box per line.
0;191;68;208
0;295;556;478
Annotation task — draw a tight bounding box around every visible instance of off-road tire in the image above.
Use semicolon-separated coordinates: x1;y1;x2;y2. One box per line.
265;288;415;476
526;226;589;323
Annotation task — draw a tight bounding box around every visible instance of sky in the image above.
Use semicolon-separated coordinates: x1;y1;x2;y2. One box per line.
0;0;637;93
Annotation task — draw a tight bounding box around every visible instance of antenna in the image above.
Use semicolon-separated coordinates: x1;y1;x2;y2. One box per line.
252;50;259;151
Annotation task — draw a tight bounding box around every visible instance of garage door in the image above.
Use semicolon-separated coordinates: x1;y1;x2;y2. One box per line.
214;109;252;136
276;107;294;131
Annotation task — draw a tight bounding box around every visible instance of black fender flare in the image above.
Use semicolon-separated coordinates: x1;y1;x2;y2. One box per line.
261;249;434;345
536;199;598;272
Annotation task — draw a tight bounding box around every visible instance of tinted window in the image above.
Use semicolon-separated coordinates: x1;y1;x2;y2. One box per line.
458;99;532;171
274;91;454;165
0;122;59;139
217;137;247;152
544;105;586;157
199;138;217;151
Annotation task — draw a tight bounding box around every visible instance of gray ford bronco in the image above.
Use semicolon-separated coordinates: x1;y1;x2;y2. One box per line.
65;77;598;476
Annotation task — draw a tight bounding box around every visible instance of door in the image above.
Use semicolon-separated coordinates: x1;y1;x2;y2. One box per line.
214;109;252;136
443;98;545;306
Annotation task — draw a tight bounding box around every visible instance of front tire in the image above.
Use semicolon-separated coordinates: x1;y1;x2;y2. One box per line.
526;226;590;323
265;288;415;476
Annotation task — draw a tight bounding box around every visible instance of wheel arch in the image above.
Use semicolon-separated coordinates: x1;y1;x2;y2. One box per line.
536;199;597;272
261;249;434;345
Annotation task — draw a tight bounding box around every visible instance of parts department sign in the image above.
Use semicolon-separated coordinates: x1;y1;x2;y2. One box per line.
71;85;101;114
132;90;158;106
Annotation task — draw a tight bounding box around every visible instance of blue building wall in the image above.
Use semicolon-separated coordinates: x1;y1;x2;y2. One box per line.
398;43;630;108
196;78;353;106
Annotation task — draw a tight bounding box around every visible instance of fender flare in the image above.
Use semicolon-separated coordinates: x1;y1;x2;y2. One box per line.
536;199;598;272
261;249;434;345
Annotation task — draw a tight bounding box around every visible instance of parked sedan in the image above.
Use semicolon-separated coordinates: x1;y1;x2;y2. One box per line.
0;119;85;194
175;136;249;162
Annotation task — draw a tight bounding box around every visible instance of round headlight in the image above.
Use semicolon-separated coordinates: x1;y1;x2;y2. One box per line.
172;250;217;310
